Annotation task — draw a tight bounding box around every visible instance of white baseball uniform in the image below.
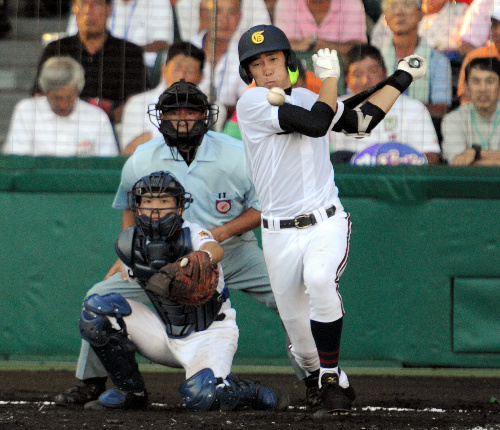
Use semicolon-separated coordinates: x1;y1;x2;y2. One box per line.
236;86;350;373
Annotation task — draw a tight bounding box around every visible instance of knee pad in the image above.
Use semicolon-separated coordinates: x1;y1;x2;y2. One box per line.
79;293;132;346
84;292;132;316
179;368;218;412
80;293;143;392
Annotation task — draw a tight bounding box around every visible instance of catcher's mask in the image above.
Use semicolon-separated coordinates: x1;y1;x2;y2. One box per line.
148;80;219;161
131;171;192;241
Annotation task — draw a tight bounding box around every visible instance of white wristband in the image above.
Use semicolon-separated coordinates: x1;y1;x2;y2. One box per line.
202;249;213;261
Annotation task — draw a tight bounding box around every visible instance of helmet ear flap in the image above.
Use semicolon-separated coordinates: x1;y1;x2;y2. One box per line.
239;64;253;85
287;49;299;86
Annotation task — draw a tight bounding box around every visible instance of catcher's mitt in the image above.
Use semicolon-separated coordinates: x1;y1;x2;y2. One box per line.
145;250;219;307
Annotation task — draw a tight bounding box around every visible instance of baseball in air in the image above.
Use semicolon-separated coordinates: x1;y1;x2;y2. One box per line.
267;87;286;106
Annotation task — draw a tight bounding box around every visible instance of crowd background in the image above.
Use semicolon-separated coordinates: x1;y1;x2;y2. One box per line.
1;0;499;165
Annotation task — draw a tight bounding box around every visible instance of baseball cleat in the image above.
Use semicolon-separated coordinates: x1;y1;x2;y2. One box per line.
306;384;321;408
304;372;321;408
317;372;356;414
54;379;107;405
93;388;148;410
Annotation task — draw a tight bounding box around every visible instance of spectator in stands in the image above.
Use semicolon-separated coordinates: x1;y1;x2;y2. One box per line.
458;0;498;57
371;0;468;55
188;0;251;124
3;56;118;156
330;44;441;164
263;0;278;23
175;0;271;42
274;0;368;57
120;41;205;154
379;0;453;118
441;57;500;165
65;0;174;71
32;0;146;124
456;0;500;103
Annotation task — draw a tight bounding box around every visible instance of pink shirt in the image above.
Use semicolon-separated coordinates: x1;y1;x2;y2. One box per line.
459;0;495;48
275;0;367;43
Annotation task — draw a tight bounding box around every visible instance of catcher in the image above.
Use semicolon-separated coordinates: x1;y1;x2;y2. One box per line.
79;171;289;412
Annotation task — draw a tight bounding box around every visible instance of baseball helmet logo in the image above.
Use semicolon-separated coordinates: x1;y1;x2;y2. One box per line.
251;30;264;44
216;199;232;214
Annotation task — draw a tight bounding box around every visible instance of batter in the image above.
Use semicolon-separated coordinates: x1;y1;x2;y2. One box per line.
236;24;428;414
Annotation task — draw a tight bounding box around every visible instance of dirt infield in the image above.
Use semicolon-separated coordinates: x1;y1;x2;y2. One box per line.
1;369;500;429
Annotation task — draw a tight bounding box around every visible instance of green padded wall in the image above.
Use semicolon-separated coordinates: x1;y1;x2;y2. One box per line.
1;156;499;367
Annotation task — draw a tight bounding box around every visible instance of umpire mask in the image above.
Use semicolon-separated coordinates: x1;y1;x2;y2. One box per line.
148;80;218;162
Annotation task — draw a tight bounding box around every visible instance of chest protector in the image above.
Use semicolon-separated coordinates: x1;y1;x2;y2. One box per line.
115;226;228;338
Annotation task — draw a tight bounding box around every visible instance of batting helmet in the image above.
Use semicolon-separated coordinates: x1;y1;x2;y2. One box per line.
131;171;192;240
238;24;299;85
148;80;219;160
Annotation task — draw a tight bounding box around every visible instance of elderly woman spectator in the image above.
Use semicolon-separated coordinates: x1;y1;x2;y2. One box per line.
3;56;118;156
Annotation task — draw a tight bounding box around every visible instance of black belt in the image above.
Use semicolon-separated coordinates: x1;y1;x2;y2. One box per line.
262;205;336;229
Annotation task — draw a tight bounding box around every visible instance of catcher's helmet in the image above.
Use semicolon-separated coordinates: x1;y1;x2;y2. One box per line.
238;24;299;85
131;171;192;240
148;80;218;160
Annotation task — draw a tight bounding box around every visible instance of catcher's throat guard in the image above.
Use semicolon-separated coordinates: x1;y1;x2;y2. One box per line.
115;225;193;280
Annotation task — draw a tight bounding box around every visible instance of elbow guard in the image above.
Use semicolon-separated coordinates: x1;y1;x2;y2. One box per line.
279;101;334;137
333;102;385;138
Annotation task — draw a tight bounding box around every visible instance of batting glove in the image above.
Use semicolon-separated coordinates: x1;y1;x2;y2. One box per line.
312;48;340;81
397;55;427;81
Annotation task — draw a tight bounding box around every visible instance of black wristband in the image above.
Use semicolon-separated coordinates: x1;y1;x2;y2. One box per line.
386;70;413;94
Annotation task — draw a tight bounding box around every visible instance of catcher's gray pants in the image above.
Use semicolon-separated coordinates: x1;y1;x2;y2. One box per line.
75;238;307;380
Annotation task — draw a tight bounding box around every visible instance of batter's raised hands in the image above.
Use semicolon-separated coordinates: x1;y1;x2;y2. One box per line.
397;55;427;81
312;48;340;81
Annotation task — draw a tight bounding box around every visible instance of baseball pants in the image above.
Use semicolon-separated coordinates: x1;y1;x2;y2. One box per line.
261;212;351;374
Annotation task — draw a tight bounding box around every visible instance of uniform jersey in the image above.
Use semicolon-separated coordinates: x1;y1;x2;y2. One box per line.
236;86;345;218
113;131;260;245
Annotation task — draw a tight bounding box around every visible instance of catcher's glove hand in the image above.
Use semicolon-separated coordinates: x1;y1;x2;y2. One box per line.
145;251;219;307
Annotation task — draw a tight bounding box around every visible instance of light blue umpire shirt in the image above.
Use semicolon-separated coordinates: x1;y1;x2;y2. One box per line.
112;131;275;302
114;131;260;239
